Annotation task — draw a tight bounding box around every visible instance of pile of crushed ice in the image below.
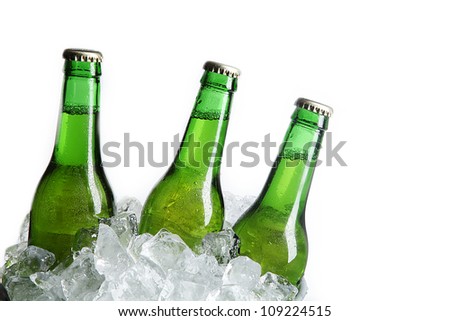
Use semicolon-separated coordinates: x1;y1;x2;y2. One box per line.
0;194;307;301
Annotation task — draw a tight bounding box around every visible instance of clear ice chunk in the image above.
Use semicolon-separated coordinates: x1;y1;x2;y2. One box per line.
4;242;27;268
222;256;261;290
206;284;257;301
19;213;30;243
60;248;105;300
18;246;56;273
72;226;98;253
110;212;138;247
5;276;51;301
96;257;165;301
2;245;55;299
159;270;210;301
201;229;240;264
183;254;224;291
117;197;143;221
93;282;114;301
127;233;152;260
139;229;195;272
223;191;256;227
30;271;65;300
185;254;224;277
295;278;308;301
4;246;56;281
94;224;134;278
1;242;27;283
254;272;299;301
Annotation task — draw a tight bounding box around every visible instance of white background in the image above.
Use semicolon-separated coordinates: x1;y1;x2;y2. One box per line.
1;0;449;318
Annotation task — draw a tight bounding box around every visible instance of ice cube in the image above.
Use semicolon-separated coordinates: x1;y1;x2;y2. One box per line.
1;242;27;284
60;248;105;300
30;271;65;300
185;254;224;277
94;282;114;301
127;233;152;260
254;272;298;301
18;246;56;274
295;277;308;301
5;276;50;301
94;224;134;278
222;256;261;290
119;258;164;300
117;197;142;221
19;213;30;243
72;226;98;254
3;246;56;284
224;191;256;226
206;284;257;301
3;242;27;268
159;254;225;300
140;229;195;271
110;212;138;247
96;257;165;301
159;270;209;301
201;229;240;264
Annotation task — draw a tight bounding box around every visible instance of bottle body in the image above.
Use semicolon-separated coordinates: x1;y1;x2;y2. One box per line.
139;64;239;249
139;163;225;248
29;160;113;260
234;101;330;285
28;53;114;261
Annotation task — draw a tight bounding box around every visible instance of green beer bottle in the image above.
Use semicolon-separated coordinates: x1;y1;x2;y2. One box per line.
233;98;333;285
139;61;240;249
28;49;115;261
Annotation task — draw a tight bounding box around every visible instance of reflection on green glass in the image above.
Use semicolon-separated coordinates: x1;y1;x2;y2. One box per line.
234;101;331;285
139;64;239;249
28;53;114;261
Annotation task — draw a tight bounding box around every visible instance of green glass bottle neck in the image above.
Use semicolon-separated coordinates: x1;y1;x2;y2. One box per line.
174;71;237;175
53;61;102;166
258;108;329;213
